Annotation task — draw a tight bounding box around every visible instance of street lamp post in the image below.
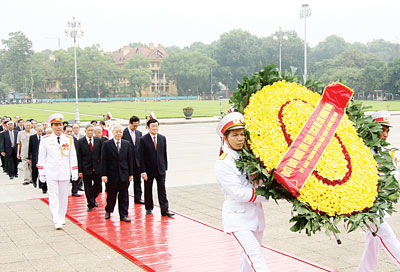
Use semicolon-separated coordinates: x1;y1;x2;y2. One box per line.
273;28;288;77
300;4;311;83
65;17;84;123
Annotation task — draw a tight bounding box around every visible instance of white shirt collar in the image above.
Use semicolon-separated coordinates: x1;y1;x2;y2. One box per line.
222;142;240;160
113;138;121;145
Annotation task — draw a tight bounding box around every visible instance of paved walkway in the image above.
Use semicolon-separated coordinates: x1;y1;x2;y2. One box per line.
1;117;400;271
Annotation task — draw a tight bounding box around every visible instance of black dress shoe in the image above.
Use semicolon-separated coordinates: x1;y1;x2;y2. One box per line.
22;181;30;185
161;211;175;218
105;212;111;219
72;193;81;197
120;217;131;222
94;200;98;207
42;190;47;194
135;200;145;205
9;176;14;180
87;207;94;212
33;182;37;188
15;174;18;178
146;210;153;215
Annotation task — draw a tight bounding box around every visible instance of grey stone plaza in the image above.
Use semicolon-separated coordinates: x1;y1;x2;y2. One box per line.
0;116;399;271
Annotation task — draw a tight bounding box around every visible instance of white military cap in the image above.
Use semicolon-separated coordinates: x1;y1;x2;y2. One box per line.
106;112;113;119
48;113;64;124
149;112;157;120
371;110;391;127
216;112;245;137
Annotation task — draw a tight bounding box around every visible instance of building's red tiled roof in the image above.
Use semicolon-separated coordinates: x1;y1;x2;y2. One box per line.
109;44;168;65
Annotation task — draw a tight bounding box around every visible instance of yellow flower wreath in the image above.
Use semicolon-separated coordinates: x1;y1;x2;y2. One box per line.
244;81;378;216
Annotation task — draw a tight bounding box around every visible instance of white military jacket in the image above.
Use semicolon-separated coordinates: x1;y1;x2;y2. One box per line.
215;144;266;233
37;133;78;181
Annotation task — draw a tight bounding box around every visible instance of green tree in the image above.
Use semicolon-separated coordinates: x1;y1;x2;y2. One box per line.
309;35;349;71
1;31;33;94
213;29;260;90
367;39;400;62
0;82;10;99
384;58;400;92
161;51;216;96
124;55;150;69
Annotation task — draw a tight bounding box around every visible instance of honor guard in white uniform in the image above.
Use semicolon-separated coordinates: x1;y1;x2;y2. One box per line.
357;110;400;271
215;112;270;272
105;112;114;139
37;113;78;230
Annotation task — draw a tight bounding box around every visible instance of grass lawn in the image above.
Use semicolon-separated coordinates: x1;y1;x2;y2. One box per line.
1;99;399;122
357;100;400;111
0;100;231;122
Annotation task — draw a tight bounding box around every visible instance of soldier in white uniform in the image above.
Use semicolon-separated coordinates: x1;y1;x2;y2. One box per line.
357;110;400;271
37;113;78;230
215;112;270;272
105;112;114;139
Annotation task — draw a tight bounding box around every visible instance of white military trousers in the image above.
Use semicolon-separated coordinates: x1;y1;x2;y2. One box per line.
357;216;400;271
232;230;270;272
47;180;70;225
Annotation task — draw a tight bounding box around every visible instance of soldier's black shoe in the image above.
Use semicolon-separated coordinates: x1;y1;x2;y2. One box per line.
87;207;94;212
161;211;175;218
146;210;152;215
72;193;81;197
120;217;131;222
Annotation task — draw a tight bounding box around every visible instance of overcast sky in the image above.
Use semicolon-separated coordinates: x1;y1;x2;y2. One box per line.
1;0;399;52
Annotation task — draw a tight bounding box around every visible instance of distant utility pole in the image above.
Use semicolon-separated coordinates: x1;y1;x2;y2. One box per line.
300;4;311;83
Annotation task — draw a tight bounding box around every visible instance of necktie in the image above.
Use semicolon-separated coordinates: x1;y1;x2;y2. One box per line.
153;135;157;150
116;141;120;153
10;131;14;147
38;135;41;142
57;136;60;144
89;138;93;151
131;130;136;145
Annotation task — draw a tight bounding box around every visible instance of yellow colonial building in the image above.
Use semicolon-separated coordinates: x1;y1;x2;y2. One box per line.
110;43;177;97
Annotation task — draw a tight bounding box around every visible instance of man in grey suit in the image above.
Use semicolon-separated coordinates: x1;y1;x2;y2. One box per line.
122;116;144;204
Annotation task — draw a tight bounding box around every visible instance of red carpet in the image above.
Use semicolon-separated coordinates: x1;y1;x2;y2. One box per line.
41;194;335;272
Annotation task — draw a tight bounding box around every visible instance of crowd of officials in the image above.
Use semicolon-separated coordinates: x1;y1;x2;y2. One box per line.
0;113;174;230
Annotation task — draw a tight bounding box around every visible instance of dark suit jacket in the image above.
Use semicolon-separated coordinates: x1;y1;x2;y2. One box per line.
101;139;135;182
122;127;142;167
139;133;168;176
2;130;18;156
16;126;24;131
77;136;102;176
28;134;40;166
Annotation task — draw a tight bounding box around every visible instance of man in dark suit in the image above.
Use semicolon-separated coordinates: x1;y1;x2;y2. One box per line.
102;125;135;222
1;122;19;179
77;125;102;212
28;124;47;193
122;115;144;204
16;119;25;131
139;119;174;217
64;125;81;197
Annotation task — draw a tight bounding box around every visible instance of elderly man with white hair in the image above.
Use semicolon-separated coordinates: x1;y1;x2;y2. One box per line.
17;121;35;185
101;124;135;222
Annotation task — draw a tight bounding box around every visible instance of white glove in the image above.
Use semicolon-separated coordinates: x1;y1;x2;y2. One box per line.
39;175;46;182
391;170;400;182
72;175;78;181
